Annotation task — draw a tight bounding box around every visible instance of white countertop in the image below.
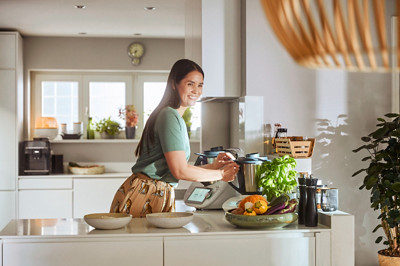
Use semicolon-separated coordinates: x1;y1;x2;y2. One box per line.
0;200;332;239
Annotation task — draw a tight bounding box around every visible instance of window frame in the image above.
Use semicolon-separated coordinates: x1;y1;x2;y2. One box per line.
31;71;169;139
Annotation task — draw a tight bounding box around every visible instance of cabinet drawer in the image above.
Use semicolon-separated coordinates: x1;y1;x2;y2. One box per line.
19;179;73;189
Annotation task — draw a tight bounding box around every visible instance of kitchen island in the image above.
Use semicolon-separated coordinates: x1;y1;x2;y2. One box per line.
0;206;353;266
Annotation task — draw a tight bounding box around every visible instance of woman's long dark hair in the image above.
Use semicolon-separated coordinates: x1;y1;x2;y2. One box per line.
135;59;204;156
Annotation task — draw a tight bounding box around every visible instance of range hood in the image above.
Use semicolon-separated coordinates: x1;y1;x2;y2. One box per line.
200;96;264;156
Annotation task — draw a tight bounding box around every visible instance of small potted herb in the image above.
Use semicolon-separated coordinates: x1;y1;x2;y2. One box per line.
118;104;139;139
257;155;298;202
95;117;121;139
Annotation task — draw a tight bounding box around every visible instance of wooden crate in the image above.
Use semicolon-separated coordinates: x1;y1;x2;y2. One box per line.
275;137;315;158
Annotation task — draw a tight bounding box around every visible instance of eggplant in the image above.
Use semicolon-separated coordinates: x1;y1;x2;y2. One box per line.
265;201;287;215
269;194;290;208
274;199;298;214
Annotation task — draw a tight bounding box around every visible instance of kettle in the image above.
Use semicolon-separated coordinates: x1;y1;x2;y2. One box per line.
228;153;268;195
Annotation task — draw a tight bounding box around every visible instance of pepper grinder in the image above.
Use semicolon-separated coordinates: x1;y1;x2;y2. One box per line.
305;177;318;227
297;176;307;224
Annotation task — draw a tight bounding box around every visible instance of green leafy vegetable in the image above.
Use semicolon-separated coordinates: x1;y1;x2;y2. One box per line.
257;155;297;202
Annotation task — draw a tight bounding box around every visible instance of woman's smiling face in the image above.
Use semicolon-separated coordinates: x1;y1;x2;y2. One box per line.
176;70;204;108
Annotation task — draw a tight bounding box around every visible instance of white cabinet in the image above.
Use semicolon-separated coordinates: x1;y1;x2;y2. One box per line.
0;32;22;191
19;190;73;219
0;34;16;68
0;32;23;230
18;179;73;219
0;192;15;231
200;0;241;97
164;233;318;266
0;71;16;190
73;178;126;218
2;237;163;266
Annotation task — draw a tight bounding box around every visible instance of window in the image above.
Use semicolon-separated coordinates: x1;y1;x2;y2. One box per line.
89;81;126;125
32;72;201;140
143;82;166;124
41;81;79;131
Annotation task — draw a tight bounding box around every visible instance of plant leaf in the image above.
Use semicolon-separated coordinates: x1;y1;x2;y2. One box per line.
385;113;399;118
375;236;383;244
392;182;400;192
372;224;382;233
361;136;371;142
371;127;390;139
352;168;366;177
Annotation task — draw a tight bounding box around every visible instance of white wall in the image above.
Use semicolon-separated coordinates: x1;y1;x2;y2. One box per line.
246;1;390;265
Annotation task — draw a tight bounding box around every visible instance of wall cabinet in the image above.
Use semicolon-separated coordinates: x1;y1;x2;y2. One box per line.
0;32;23;231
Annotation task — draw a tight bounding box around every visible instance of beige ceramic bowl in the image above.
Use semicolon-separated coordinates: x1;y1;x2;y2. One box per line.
84;213;132;230
146;212;194;229
69;165;105;175
34;128;59;140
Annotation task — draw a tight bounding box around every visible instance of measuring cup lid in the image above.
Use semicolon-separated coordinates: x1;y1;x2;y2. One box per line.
237;153;267;164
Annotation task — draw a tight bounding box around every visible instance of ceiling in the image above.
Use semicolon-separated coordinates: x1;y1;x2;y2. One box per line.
0;0;186;39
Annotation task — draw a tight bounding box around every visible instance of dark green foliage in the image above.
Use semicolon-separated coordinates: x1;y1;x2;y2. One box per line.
353;113;400;255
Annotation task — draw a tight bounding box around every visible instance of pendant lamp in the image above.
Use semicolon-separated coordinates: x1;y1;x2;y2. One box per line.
260;0;399;72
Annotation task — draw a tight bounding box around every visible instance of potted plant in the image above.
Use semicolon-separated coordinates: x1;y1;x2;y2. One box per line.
182;107;192;138
353;113;400;265
257;155;297;202
118;104;139;139
95;117;121;139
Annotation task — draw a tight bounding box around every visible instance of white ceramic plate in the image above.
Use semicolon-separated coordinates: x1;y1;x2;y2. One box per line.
146;212;194;229
222;195;248;212
84;213;132;230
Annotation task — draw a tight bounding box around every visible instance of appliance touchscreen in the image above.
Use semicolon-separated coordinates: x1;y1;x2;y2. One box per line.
187;187;212;204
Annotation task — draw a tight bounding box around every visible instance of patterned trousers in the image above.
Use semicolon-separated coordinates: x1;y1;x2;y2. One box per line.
110;172;175;218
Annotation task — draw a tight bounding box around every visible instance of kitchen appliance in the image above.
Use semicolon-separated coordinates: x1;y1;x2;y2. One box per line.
183;147;240;209
23;138;51;175
228;152;268;195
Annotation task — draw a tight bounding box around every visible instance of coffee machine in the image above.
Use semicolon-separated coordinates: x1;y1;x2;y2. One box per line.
22;138;51;175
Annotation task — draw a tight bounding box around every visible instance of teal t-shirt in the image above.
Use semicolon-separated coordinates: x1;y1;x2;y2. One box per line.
131;107;190;185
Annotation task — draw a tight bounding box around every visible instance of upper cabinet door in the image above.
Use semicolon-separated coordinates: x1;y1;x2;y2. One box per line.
185;0;241;98
0;34;16;69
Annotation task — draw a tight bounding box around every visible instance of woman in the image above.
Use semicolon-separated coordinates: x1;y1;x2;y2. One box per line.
110;59;239;217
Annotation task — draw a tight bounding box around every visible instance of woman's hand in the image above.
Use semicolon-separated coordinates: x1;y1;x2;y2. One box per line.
220;163;239;182
211;152;236;169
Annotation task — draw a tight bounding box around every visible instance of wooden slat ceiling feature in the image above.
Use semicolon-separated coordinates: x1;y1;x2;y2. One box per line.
260;0;399;72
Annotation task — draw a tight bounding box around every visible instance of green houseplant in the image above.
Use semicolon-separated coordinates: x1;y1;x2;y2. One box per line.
257;155;297;202
182;107;193;137
353;113;400;263
95;117;121;139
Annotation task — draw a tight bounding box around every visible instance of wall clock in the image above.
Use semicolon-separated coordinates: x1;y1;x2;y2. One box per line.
127;43;145;66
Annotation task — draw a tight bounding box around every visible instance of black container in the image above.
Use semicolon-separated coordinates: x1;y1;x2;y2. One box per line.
298;177;307;224
305;178;318;227
51;154;64;174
